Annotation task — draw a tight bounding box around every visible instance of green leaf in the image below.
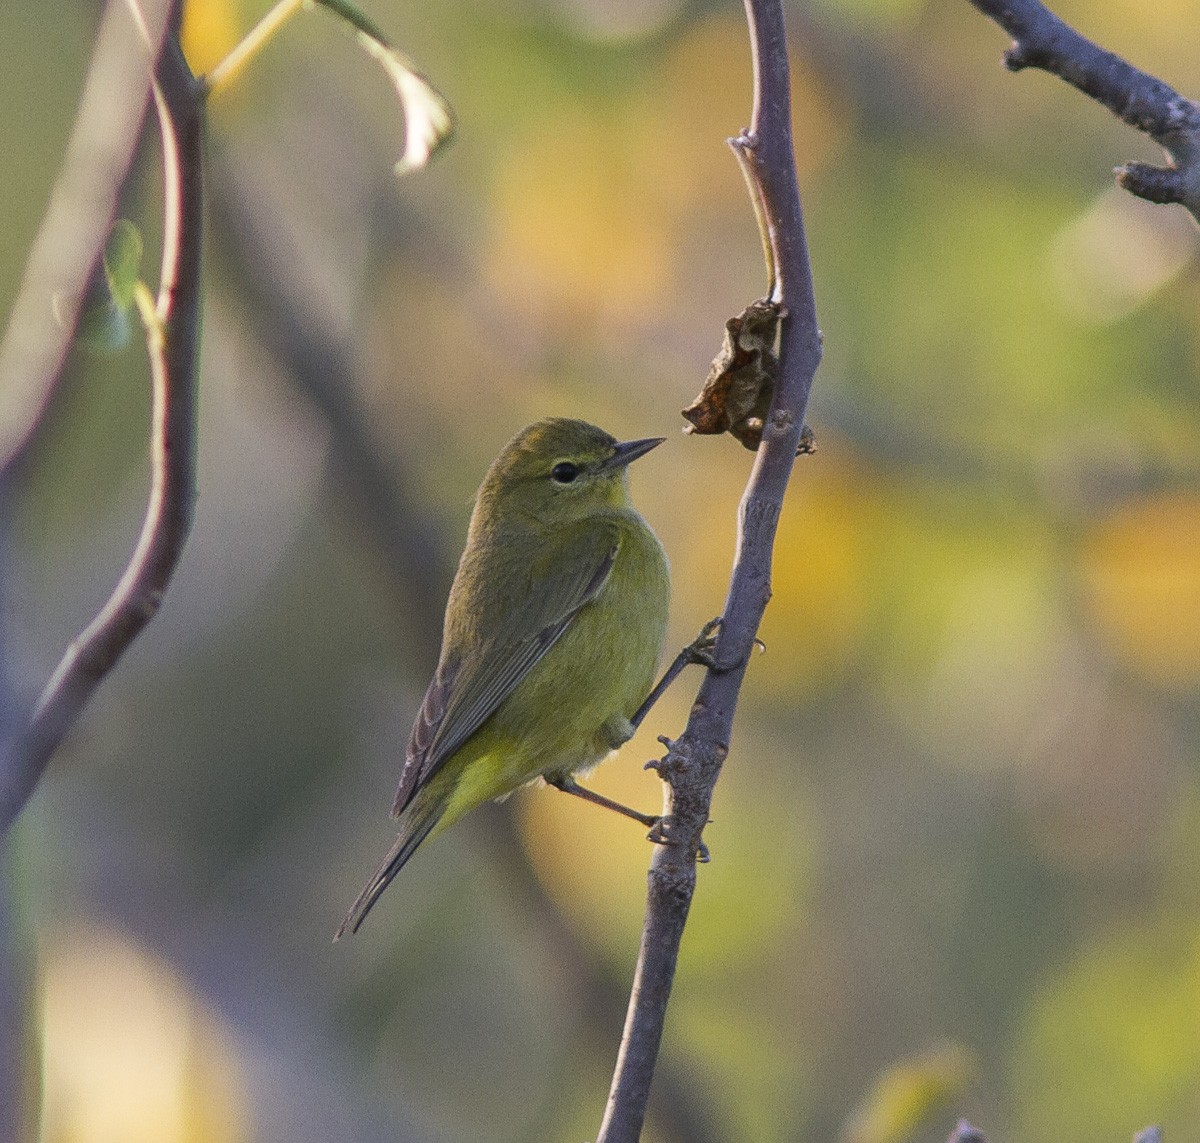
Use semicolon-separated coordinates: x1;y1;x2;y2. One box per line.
67;220;145;352
102;219;144;311
309;0;454;174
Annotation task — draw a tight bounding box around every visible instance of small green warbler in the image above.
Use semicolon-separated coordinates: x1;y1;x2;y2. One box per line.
338;418;670;936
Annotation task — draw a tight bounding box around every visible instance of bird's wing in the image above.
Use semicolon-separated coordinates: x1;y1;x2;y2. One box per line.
392;523;619;816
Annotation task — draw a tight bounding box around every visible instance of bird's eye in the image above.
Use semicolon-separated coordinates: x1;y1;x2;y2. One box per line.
551;462;579;484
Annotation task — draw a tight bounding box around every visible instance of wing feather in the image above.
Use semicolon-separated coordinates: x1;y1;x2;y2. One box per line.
392;524;618;816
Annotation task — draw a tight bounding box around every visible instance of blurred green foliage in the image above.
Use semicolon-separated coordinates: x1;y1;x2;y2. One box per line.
74;219;145;351
6;0;1200;1141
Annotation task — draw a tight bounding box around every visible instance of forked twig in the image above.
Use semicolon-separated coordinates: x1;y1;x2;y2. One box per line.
967;0;1200;220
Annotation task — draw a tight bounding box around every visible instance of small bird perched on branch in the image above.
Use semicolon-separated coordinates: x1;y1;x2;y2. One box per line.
337;418;670;937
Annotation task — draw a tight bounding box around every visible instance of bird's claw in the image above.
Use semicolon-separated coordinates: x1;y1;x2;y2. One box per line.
686;617;725;670
686;618;766;672
646;817;712;863
646;817;668;845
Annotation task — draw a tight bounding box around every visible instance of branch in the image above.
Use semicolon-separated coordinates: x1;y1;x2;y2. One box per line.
595;0;822;1139
967;0;1200;221
0;0;175;478
0;25;204;836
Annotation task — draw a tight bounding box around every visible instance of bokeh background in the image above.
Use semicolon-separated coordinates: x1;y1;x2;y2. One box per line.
4;0;1200;1140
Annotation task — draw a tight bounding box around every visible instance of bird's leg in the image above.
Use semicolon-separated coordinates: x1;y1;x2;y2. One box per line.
591;618;725;860
547;776;660;828
629;617;725;732
548;776;712;862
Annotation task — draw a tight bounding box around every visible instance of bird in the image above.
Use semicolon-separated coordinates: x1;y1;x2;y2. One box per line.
337;418;670;937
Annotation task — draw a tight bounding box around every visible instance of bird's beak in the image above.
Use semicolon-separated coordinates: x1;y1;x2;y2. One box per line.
604;436;666;471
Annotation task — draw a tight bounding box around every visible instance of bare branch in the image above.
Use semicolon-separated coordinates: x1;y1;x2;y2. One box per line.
966;0;1200;220
0;30;204;836
595;0;822;1138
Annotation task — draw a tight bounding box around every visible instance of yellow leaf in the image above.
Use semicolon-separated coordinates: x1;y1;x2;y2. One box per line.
181;0;242;78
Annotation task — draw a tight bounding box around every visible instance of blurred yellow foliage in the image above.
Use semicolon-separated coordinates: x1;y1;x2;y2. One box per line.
843;1044;973;1143
667;1001;809;1142
1057;0;1200;78
753;441;880;697
669;438;879;702
486;13;844;330
39;925;247;1143
1012;924;1200;1143
516;688;692;962
488;104;675;328
181;0;242;78
873;488;1066;766
673;759;816;971
1081;492;1200;686
631;14;844;210
518;687;814;971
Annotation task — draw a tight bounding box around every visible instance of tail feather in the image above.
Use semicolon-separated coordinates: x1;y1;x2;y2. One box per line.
335;804;441;939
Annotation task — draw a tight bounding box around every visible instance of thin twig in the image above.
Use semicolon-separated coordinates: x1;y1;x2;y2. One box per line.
595;0;822;1138
966;0;1200;220
203;0;304;95
0;29;205;836
0;0;175;479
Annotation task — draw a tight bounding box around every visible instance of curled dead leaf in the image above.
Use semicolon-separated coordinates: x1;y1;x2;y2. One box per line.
683;298;813;453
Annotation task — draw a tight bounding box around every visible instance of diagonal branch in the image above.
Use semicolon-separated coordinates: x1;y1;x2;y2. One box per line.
966;0;1200;220
595;0;823;1139
205;155;450;654
0;27;205;837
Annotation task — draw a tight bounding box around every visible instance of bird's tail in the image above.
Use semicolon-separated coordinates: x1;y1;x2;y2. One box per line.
335;799;442;939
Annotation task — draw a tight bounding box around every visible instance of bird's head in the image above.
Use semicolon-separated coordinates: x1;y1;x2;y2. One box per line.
476;418;664;526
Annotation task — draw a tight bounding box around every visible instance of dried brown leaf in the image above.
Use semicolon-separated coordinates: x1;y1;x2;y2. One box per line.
683;298;813;453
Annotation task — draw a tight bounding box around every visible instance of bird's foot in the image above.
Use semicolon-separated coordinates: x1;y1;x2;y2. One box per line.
646;816;711;862
685;617;724;669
